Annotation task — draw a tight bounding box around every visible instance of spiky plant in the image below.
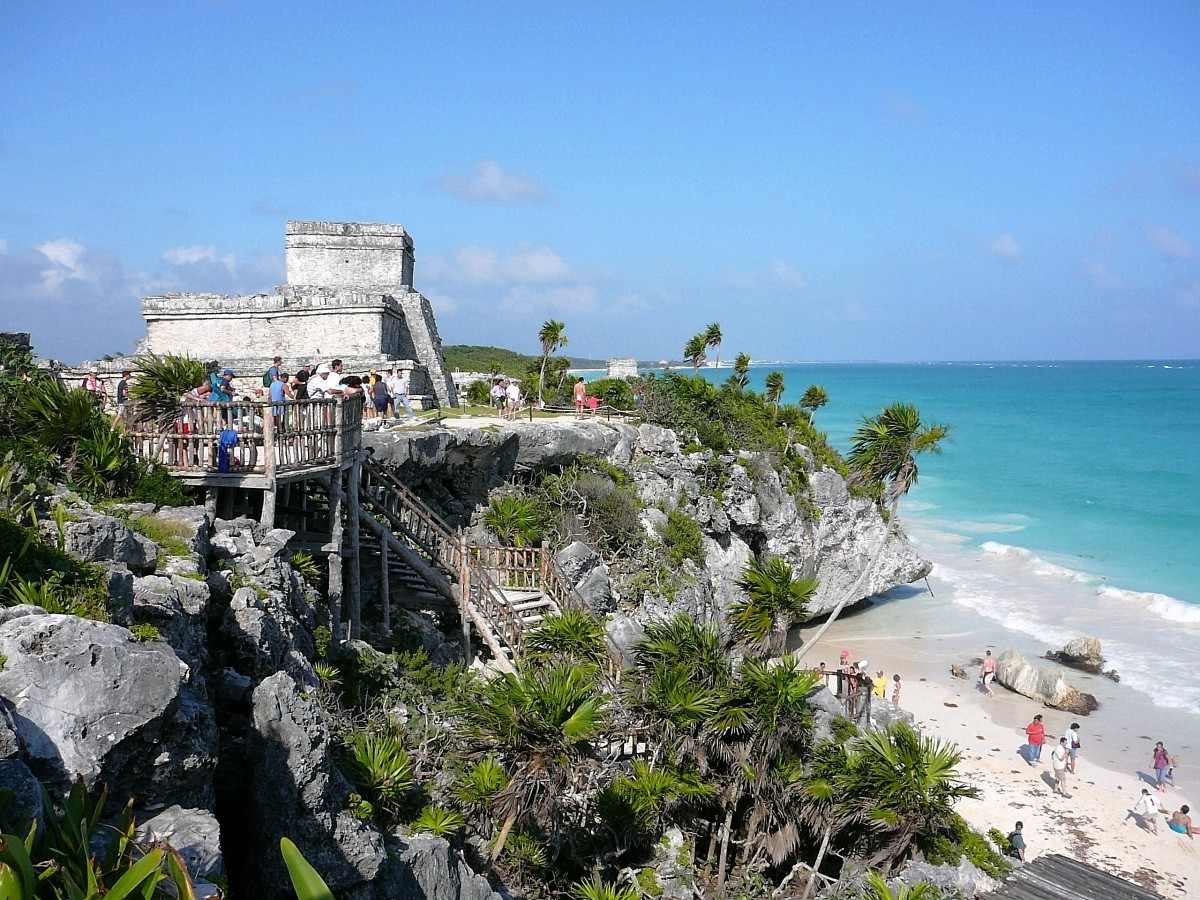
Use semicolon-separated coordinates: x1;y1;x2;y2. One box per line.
862;871;937;900
74;422;134;497
524;608;608;666
129;353;208;428
314;662;342;687
730;556;817;657
837;722;976;868
458;662;605;858
340;730;415;822
482;494;547;547
453;757;509;809
410;805;466;837
598;760;715;836
570;876;640;900
14;378;105;455
632;613;729;689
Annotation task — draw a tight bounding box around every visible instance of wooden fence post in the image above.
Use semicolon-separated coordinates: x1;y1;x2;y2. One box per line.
347;453;362;641
458;531;472;664
327;471;344;648
261;403;276;528
380;537;391;638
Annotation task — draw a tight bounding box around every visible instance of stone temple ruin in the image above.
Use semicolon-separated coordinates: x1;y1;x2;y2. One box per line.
81;220;458;407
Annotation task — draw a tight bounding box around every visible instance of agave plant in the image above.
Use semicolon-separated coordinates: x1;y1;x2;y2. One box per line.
340;729;415;822
73;421;135;497
410;805;466;837
129;354;208;428
482;494;547;547
570;876;640;900
729;556;817;657
454;757;509;812
523;608;608;666
862;871;937;900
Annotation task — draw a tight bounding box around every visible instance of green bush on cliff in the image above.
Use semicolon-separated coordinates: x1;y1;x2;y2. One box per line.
661;509;704;567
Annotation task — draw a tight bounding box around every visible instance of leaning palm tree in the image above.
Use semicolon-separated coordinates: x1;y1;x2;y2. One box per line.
729;556;817;657
731;352;751;390
458;662;605;860
799;385;829;422
683;334;708;372
129;353;208;428
764;371;785;410
794;403;947;663
836;722;976;869
536;319;568;405
704;322;723;370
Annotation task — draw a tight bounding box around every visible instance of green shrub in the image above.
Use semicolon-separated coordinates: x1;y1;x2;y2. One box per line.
483;494;550;547
340;729;415;823
586;378;636;410
920;814;1012;880
290;551;322;586
464;380;492;406
0;653;6;672
574;473;642;554
314;625;332;660
410;805;465;837
125;514;194;558
129;462;191;506
0;517;111;620
129;623;162;642
831;716;859;744
637;868;664;898
454;757;509;808
987;827;1012;856
661;509;704;567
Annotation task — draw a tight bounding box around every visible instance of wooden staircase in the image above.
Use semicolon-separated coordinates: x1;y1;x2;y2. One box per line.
352;456;581;672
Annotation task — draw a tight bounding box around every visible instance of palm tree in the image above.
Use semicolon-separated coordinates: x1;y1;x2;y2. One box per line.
536;320;567;405
598;759;716;839
704;322;723;370
729;556;817;657
799;385;829;422
524;608;608;667
130;353;207;428
683;334;708;372
459;662;605;859
764;371;785;410
731;353;751;390
836;722;976;868
794;403;947;663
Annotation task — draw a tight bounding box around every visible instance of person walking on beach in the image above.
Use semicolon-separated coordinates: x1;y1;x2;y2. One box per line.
891;673;902;705
1025;714;1046;765
1127;788;1162;833
980;649;997;694
1006;821;1026;861
1153;742;1173;792
1051;737;1071;796
1067;723;1081;773
1168;805;1196;838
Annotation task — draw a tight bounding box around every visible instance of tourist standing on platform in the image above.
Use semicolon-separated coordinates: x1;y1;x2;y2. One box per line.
115;371;131;419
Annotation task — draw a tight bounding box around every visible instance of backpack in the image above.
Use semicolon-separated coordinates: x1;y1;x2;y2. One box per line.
263;368;275;388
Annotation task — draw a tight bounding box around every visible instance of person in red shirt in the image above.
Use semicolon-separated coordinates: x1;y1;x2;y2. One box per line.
1025;714;1046;765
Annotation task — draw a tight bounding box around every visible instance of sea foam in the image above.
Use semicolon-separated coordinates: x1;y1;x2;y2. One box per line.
1096;585;1200;624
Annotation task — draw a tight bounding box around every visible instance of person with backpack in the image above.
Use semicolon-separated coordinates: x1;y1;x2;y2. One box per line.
209;368;234;403
263;356;282;389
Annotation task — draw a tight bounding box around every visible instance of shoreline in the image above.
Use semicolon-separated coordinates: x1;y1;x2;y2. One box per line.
797;576;1199;896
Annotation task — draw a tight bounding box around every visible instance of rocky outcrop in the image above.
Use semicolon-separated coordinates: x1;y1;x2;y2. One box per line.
1045;636;1118;681
0;758;43;836
137;806;225;882
995;649;1099;715
45;511;158;574
248;672;387;898
387;834;505;900
556;540;614;613
133;573;211;672
0;614;216;807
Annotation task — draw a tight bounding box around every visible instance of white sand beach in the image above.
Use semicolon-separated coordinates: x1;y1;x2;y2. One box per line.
801;609;1199;898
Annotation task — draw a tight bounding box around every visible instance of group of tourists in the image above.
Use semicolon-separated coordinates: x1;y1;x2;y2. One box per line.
81;369;133;418
816;651;903;724
488;378;524;419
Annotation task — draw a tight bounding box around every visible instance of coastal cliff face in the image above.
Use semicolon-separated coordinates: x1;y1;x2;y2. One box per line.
364;418;931;623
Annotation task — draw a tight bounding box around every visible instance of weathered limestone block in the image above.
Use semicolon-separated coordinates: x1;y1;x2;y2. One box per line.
137;806;225;882
49;514;158;574
995;649;1099;715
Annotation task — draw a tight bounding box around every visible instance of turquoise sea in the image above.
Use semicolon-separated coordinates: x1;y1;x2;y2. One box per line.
672;361;1200;714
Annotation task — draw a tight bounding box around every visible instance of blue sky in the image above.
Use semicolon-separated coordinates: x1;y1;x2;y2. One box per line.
2;1;1198;362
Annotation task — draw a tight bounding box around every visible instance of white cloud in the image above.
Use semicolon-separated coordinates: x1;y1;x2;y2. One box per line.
35;238;92;292
991;233;1022;262
769;260;807;289
505;246;571;283
1147;225;1193;259
1083;261;1121;290
438;160;547;203
163;245;237;272
430;244;572;286
501;285;596;314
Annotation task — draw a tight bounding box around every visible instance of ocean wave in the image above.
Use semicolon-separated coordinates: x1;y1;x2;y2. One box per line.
1096;585;1200;624
979;541;1095;582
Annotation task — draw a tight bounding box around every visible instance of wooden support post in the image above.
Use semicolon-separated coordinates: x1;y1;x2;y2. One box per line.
380;537;390;638
204;488;218;519
458;531;472;664
540;540;550;591
260;402;276;528
327;471;345;648
347;454;362;641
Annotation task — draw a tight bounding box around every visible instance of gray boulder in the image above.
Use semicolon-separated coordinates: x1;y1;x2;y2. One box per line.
995;649;1099;715
897;857;998;897
1046;636;1117;680
555;541;613;613
0;614;215;808
248;672;387;898
222;585;316;683
385;833;505;900
105;564;135;625
137;806;224;881
0;604;45;627
53;514;158;574
0;706;19;759
133;574;210;672
556;540;601;585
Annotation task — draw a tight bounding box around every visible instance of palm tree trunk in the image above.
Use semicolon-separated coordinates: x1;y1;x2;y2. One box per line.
490;812;518;862
716;807;734;895
793;493;901;664
799;826;831;900
537;354;548;405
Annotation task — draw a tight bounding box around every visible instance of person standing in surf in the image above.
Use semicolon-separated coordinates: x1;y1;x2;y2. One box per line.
980;649;997;695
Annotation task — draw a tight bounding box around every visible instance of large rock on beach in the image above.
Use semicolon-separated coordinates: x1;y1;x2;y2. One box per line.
995;648;1099;715
0;614;216;807
1045;636;1118;681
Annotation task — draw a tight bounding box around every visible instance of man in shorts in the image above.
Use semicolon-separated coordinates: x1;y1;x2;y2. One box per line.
1051;737;1071;796
573;377;587;417
980;649;997;694
505;379;521;419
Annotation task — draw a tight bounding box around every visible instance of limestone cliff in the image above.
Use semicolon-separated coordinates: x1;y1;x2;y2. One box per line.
364;418;931;624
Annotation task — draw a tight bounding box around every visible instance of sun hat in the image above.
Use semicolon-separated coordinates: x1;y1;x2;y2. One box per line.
222;368;234;376
316;363;331;375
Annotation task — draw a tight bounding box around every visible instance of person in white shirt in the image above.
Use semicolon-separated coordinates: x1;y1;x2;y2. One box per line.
1128;788;1162;833
1067;723;1081;773
504;380;521;419
307;363;332;398
1050;737;1071;797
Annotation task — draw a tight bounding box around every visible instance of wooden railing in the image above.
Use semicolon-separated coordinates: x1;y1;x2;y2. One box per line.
465;543;584;612
361;458;463;574
126;395;364;476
